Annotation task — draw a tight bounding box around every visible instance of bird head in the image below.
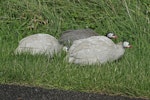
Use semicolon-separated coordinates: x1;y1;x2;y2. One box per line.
106;32;118;39
123;41;132;48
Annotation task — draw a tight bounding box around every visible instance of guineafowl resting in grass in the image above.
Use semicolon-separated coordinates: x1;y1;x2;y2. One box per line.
68;36;131;65
59;28;117;51
15;33;62;57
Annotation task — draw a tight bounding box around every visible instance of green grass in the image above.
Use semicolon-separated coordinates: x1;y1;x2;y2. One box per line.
0;0;150;99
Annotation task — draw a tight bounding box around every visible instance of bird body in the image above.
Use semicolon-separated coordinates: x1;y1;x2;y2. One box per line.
59;29;99;47
68;36;130;65
15;33;62;56
59;28;117;52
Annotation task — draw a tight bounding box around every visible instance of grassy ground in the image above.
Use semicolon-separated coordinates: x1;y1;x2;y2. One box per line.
0;0;150;99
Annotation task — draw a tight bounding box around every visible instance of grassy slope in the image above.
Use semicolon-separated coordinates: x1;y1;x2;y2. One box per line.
0;0;150;98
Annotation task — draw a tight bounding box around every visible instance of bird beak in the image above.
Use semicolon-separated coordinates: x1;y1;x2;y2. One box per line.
113;35;118;39
128;45;132;48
